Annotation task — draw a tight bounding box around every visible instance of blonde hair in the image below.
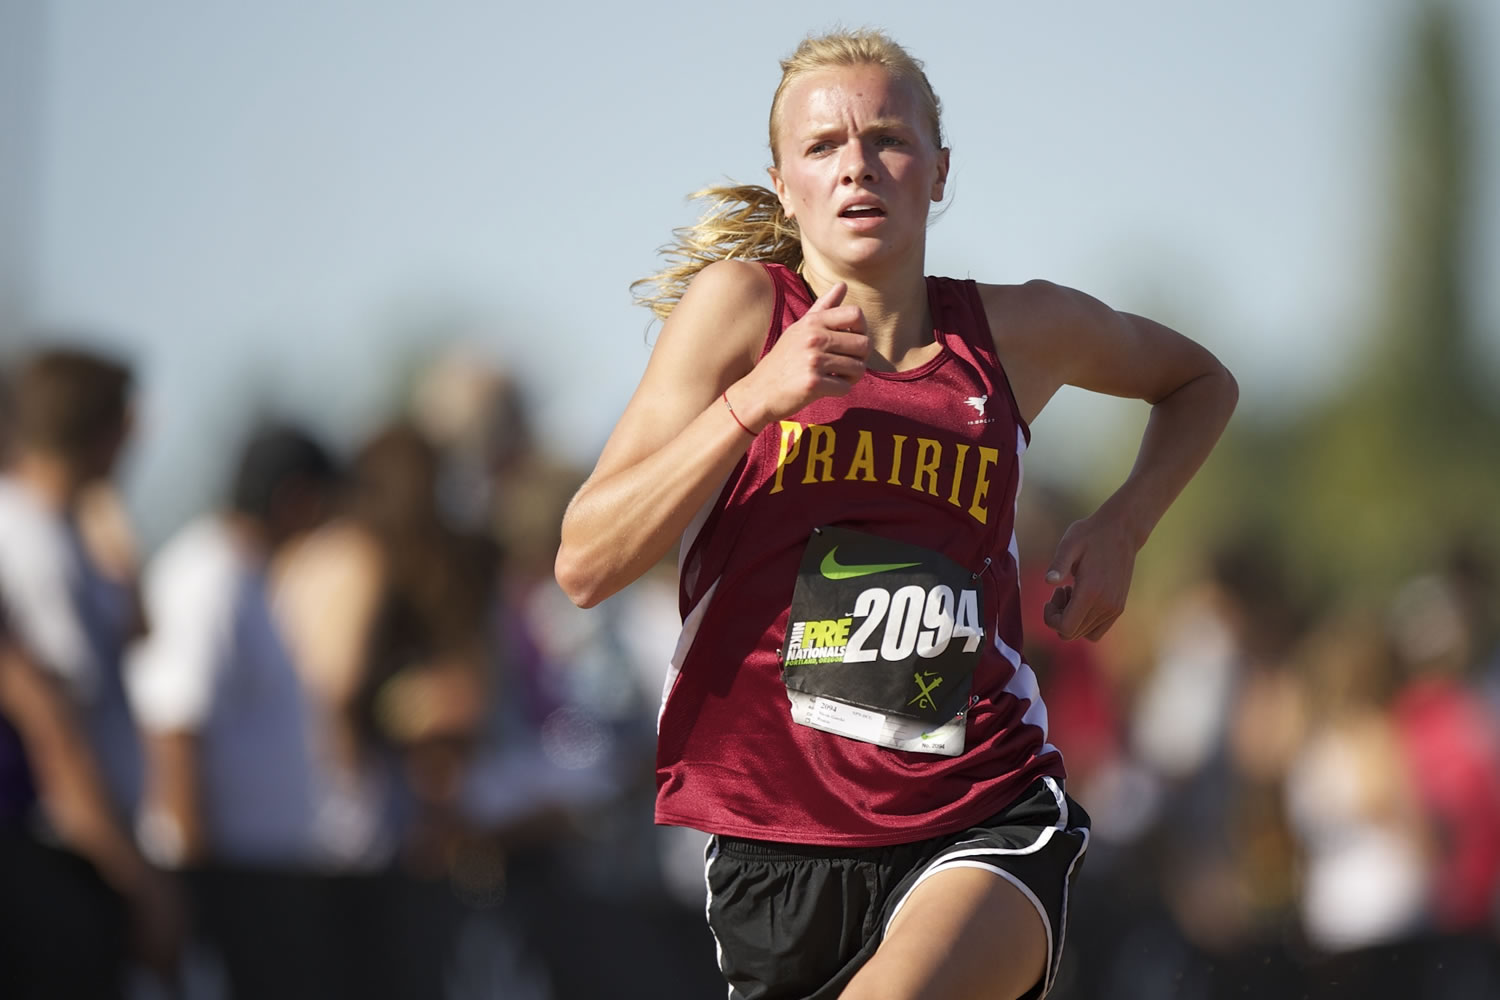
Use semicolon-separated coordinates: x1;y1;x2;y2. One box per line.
632;29;945;321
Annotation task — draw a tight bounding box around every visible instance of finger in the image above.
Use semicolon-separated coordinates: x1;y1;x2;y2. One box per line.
820;356;867;382
815;374;859;397
818;304;867;335
1045;537;1081;586
1059;586;1098;639
1043;607;1062;634
1052;585;1073;612
824;329;871;358
1042;585;1071;633
807;281;847;312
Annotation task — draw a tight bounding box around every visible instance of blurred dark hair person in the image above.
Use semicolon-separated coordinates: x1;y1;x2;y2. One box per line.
0;346;183;995
275;421;498;871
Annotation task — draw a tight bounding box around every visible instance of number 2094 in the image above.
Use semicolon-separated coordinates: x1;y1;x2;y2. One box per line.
845;585;983;663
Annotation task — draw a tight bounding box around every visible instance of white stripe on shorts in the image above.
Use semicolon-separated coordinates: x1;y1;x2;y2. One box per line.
881;777;1085;999
1055;825;1091;991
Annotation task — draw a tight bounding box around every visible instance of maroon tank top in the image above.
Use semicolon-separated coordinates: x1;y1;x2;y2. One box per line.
654;262;1064;847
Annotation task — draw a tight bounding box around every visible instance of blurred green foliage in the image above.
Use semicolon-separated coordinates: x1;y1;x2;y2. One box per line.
1147;2;1500;613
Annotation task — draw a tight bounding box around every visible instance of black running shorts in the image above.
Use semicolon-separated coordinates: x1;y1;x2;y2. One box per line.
703;777;1089;1000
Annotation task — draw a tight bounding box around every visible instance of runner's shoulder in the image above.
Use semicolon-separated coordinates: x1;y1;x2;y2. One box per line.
975;279;1085;340
665;259;777;360
681;259;775;314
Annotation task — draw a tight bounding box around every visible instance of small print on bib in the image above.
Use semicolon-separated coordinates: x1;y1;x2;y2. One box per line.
780;526;985;754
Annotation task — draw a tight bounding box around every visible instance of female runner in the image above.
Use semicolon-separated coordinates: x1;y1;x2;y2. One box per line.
556;28;1237;1000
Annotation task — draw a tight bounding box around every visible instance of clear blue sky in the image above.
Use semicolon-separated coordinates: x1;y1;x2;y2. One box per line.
10;0;1500;544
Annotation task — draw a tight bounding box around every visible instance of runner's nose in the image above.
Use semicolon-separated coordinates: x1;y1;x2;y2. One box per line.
840;139;876;185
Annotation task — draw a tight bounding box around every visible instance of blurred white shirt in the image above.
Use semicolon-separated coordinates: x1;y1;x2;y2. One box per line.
0;475;143;817
127;516;318;866
1286;723;1429;951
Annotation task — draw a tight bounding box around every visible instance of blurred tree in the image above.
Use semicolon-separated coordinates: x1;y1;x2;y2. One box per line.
1144;0;1500;609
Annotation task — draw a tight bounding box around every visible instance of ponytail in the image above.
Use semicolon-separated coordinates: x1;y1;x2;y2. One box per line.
631;184;801;322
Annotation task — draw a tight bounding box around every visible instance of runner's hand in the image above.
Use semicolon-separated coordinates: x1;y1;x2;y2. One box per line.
731;281;868;429
1041;511;1138;641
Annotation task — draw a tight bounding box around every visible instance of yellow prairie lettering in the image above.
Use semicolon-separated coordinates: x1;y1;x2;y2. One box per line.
831;617;853;645
912;438;942;496
802;424;836;484
968;446;1000;524
948;443;971;507
771;421;804;494
887;434;908;485
845;430;877;482
804;620;826;646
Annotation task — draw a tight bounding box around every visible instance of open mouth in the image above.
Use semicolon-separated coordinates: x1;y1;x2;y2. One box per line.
839;206;887;219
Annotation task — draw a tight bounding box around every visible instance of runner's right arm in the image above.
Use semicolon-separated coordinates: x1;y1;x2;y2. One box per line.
556;261;868;607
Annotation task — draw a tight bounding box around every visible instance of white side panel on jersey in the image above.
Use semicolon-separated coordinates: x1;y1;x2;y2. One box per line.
677;469;732;578
997;424;1057;755
657;577;720;732
661;469;734;732
995;633;1057;756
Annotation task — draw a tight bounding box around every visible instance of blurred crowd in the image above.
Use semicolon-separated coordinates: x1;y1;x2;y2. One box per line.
1017;487;1500;998
1;342;1498;999
0;343;716;999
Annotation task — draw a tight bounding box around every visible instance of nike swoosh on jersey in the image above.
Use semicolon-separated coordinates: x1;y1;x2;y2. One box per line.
819;547;922;580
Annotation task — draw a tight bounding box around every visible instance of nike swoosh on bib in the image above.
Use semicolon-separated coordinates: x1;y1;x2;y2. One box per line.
819;547;922;580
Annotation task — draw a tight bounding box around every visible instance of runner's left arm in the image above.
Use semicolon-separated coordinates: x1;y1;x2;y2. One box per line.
982;280;1238;641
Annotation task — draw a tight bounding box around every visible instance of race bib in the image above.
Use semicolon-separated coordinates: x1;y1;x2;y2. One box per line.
780;527;984;752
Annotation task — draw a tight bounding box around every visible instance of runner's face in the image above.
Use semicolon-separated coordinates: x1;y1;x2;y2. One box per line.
770;66;948;273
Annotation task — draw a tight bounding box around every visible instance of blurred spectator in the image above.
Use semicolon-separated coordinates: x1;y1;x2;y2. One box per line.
1446;542;1500;674
126;423;337;868
409;348;528;534
405;355;623;838
0;601;184;998
408;356;724;994
0;347;182;994
1386;569;1500;932
1132;538;1302;788
407;350;580;590
1130;540;1304;959
0;347;144;817
276;415;566;997
1285;608;1431;953
274;421;496;870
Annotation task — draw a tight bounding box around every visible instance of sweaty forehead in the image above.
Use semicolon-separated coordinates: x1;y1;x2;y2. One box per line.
778;66;923;136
